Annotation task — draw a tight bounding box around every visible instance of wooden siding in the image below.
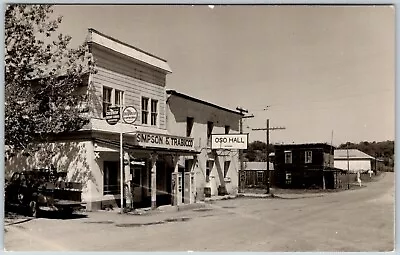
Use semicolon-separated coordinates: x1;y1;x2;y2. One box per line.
91;45;167;129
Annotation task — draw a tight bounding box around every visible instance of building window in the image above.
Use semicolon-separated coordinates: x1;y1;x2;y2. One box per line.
115;89;124;110
141;97;149;124
305;151;312;163
103;161;120;195
206;160;214;182
257;171;264;184
186;117;194;137
102;87;112;117
285;151;292;164
224;160;231;178
207;121;214;146
285;172;292;185
225;125;230;134
150;99;158;126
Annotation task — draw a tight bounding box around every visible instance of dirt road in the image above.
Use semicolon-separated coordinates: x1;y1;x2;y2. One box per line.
4;172;394;252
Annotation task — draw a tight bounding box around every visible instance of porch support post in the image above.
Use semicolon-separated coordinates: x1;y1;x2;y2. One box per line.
151;153;158;209
171;154;182;206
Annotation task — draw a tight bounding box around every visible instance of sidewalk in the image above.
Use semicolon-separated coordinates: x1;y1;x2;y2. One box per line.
85;202;215;226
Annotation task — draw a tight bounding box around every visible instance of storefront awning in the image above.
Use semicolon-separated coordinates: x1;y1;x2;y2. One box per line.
93;138;199;156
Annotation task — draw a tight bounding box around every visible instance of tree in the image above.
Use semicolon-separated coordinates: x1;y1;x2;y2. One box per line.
5;5;95;156
244;141;274;162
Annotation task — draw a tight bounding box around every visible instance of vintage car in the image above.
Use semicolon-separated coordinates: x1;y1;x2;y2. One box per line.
5;169;85;217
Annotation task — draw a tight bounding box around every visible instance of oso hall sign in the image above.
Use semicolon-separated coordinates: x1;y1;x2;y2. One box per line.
211;134;248;150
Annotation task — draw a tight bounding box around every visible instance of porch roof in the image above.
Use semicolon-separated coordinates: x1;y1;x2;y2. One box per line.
93;138;199;156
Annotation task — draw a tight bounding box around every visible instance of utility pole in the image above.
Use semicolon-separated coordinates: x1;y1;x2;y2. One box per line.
252;119;285;194
347;143;350;189
236;107;254;193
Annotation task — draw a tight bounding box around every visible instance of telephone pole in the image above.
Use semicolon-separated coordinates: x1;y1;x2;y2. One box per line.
252;119;285;193
236;107;254;193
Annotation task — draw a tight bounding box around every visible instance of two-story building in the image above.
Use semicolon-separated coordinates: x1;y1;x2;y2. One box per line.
274;143;341;189
5;28;243;211
166;90;243;201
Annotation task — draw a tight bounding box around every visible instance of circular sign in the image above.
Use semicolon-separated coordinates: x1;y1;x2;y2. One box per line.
122;106;138;124
105;106;120;125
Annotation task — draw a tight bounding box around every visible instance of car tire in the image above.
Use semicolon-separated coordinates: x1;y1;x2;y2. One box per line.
29;201;39;218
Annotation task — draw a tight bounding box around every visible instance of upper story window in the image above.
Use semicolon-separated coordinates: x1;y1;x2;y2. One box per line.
285;151;292;164
141;97;149;125
102;87;124;118
225;125;230;134
115;89;124;109
102;87;112;117
186;117;194;137
141;97;158;126
207;121;214;146
305;151;312;163
150;99;158;126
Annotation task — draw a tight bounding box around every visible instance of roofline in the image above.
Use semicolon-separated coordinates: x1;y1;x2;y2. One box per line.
88;28;172;73
275;143;336;148
166;90;244;116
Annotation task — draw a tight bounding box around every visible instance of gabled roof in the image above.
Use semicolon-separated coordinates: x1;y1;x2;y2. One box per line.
166;90;243;116
87;28;172;73
334;149;375;160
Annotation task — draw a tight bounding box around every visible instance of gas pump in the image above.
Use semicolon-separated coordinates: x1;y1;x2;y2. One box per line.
171;172;183;206
184;172;195;204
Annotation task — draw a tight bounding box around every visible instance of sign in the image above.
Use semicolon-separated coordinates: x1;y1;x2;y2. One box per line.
122;106;138;124
135;131;195;150
105;106;120;125
211;134;248;149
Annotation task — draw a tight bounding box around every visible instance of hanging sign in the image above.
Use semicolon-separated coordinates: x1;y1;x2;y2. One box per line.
122;106;138;124
211;134;248;149
105;106;120;125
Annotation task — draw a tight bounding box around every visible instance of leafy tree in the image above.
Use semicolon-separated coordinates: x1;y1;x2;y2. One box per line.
338;140;395;168
5;5;95;156
244;141;274;162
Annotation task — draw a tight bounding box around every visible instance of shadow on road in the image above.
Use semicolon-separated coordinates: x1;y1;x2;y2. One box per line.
5;208;88;221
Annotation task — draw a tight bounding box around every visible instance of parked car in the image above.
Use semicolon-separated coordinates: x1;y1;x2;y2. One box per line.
5;168;85;217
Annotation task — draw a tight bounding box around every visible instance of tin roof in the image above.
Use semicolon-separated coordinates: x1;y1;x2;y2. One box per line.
334;149;375;160
244;162;274;171
166;90;244;116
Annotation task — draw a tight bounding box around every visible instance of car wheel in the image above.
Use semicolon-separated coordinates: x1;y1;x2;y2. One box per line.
29;201;39;218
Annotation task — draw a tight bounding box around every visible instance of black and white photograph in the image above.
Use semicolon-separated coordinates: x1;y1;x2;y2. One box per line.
3;4;395;252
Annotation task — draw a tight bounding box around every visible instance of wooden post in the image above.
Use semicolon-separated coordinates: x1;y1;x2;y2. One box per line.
150;153;158;209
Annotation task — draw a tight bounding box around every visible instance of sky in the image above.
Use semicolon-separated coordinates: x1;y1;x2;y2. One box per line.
51;5;395;146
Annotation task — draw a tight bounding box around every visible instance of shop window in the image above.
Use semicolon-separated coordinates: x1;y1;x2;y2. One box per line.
102;87;112;117
224;160;231;178
206;160;214;182
305;151;312;163
207;121;214;146
141;97;149;124
224;125;230;134
185;159;194;172
103;161;120;195
285;151;292;164
186;117;194;137
150;99;158;126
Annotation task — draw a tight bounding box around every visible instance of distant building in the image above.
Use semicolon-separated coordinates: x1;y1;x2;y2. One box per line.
242;161;274;188
334;149;378;173
274;143;341;189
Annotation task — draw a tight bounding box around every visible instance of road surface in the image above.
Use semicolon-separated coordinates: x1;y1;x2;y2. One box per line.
4;172;394;252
